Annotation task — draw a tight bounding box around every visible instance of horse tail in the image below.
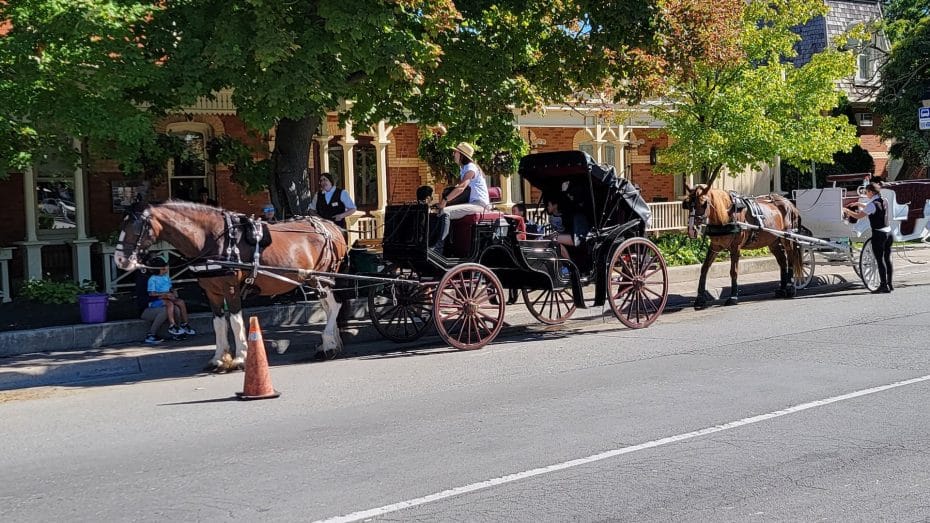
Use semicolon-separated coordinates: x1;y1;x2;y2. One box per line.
775;195;805;278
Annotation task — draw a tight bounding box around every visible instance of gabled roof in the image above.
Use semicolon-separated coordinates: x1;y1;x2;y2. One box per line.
793;1;888;103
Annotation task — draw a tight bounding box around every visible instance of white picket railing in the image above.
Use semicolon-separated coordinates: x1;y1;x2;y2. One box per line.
647;201;689;232
347;202;689;244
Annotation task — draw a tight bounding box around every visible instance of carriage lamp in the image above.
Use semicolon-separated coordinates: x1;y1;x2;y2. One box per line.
649;145;658;165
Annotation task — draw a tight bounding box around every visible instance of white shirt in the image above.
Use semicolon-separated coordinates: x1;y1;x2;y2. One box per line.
863;195;890;232
461;162;489;206
311;187;356;212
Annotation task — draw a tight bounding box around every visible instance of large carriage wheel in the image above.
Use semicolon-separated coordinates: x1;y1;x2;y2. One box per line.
858;238;881;291
368;278;434;343
522;286;577;325
794;247;816;290
433;263;505;350
608;238;669;329
793;226;816;290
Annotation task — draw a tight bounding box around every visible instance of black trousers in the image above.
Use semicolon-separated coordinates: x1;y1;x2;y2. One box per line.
871;229;893;287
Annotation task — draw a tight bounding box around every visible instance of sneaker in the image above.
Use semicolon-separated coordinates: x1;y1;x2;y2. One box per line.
167;324;183;336
180;323;196;335
144;334;163;345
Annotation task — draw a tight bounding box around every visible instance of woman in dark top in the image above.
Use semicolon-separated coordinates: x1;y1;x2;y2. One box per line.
844;182;893;293
311;172;356;228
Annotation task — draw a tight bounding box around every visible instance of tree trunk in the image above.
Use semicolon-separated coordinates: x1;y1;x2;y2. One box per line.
269;116;320;218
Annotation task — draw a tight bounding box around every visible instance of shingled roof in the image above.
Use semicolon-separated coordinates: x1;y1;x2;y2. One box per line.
793;0;888;103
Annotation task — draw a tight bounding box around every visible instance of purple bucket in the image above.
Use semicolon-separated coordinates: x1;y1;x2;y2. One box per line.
78;293;109;324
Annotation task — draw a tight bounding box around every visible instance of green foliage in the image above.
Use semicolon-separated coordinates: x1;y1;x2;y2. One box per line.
19;278;98;304
417;127;528;184
207;136;272;194
875;7;930;178
644;0;859;185
654;233;770;266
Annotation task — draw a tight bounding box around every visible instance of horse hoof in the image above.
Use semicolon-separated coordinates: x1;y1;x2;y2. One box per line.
785;288;797;299
204;363;226;374
694;301;707;311
724;297;738;306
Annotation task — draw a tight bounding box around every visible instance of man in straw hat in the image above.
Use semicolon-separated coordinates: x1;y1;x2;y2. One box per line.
434;142;491;252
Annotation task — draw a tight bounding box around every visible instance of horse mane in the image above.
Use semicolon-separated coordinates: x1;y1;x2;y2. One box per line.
160;200;227;216
702;186;732;225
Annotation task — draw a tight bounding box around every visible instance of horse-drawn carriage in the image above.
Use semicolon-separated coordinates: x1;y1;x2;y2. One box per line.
113;151;668;369
367;150;670;350
793;175;930;291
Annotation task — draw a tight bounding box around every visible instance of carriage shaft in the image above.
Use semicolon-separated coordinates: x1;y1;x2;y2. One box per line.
732;222;850;251
205;259;422;287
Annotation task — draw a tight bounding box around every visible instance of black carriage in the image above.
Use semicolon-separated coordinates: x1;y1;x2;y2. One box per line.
367;150;669;350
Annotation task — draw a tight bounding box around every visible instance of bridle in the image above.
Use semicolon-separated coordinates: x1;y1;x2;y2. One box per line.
682;190;710;238
118;208;156;268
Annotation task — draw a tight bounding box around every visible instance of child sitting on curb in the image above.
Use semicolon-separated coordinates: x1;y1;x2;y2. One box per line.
142;257;196;343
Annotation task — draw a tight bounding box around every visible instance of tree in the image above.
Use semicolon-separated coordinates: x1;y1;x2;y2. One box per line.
1;1;663;215
875;1;930;179
635;0;859;187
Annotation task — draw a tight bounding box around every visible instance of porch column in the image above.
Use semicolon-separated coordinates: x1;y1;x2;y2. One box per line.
316;136;331;175
773;154;782;194
0;247;14;302
68;138;96;283
373;121;393;211
17;166;43;280
341;122;359;244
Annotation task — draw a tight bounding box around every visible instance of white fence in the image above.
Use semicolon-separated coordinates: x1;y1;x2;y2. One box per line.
647;201;690;232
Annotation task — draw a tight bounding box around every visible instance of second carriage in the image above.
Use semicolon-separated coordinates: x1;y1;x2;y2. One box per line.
366;150;670;350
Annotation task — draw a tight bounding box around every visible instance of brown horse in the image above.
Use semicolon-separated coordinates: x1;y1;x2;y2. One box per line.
682;184;803;309
113;201;348;371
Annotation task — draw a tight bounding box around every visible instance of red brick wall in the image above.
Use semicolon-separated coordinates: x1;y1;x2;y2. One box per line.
632;133;676;202
387;166;420;204
393;124;419;158
529;127;578;153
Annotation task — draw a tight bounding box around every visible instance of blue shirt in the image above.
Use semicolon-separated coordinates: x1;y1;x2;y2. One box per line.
147;274;172;308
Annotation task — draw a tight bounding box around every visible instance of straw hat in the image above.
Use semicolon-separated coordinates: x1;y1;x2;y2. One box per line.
452;142;476;161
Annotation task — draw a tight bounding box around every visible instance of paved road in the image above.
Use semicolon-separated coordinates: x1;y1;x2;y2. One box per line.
2;264;930;521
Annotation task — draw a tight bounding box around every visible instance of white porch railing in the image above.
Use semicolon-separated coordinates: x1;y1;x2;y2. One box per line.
647;201;689;232
99;241;199;295
342;202;689;244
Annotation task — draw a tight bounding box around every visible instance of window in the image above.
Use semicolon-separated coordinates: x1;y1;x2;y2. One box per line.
165;123;212;201
856;113;874;127
579;143;616;167
856;51;874;83
327;145;344;187
35;141;78;236
353;143;378;209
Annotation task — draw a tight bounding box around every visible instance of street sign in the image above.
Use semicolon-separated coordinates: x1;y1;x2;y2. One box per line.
921;107;930;130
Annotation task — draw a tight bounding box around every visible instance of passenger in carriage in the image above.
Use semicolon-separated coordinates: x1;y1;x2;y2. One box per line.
544;195;591;280
844;182;893;293
311;172;357;229
434;142;491;252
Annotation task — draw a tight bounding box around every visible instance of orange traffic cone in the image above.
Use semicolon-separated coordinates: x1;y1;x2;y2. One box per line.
236;316;281;400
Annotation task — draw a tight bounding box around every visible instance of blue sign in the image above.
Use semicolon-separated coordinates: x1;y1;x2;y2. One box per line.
920;107;930;119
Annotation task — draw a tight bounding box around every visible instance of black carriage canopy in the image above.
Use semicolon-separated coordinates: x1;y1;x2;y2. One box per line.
517;150;651;231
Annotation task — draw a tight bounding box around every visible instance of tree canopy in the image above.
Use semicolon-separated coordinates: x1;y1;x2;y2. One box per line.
637;0;860;186
875;0;930;178
0;0;662;215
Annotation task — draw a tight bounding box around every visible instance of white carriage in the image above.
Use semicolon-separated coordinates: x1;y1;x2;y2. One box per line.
792;174;930;290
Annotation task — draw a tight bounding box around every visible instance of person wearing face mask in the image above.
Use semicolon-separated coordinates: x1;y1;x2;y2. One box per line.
310;172;357;228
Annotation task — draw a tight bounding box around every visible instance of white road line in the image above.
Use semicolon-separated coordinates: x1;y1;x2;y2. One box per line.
316;373;930;523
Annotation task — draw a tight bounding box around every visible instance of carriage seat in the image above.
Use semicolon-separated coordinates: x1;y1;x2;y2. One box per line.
887;182;930;236
447;188;528;257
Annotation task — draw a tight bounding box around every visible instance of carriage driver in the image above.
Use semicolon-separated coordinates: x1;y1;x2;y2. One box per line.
434;142;491;252
844;182;893;293
310;172;356;229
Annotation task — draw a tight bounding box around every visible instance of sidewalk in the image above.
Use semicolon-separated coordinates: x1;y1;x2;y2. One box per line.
4;248;924;392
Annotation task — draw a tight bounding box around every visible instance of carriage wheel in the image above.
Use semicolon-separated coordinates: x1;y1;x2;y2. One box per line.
433;263;505;350
522;286;577;325
794;247;816;290
608;238;669;329
368;279;433;343
858;238;881;291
